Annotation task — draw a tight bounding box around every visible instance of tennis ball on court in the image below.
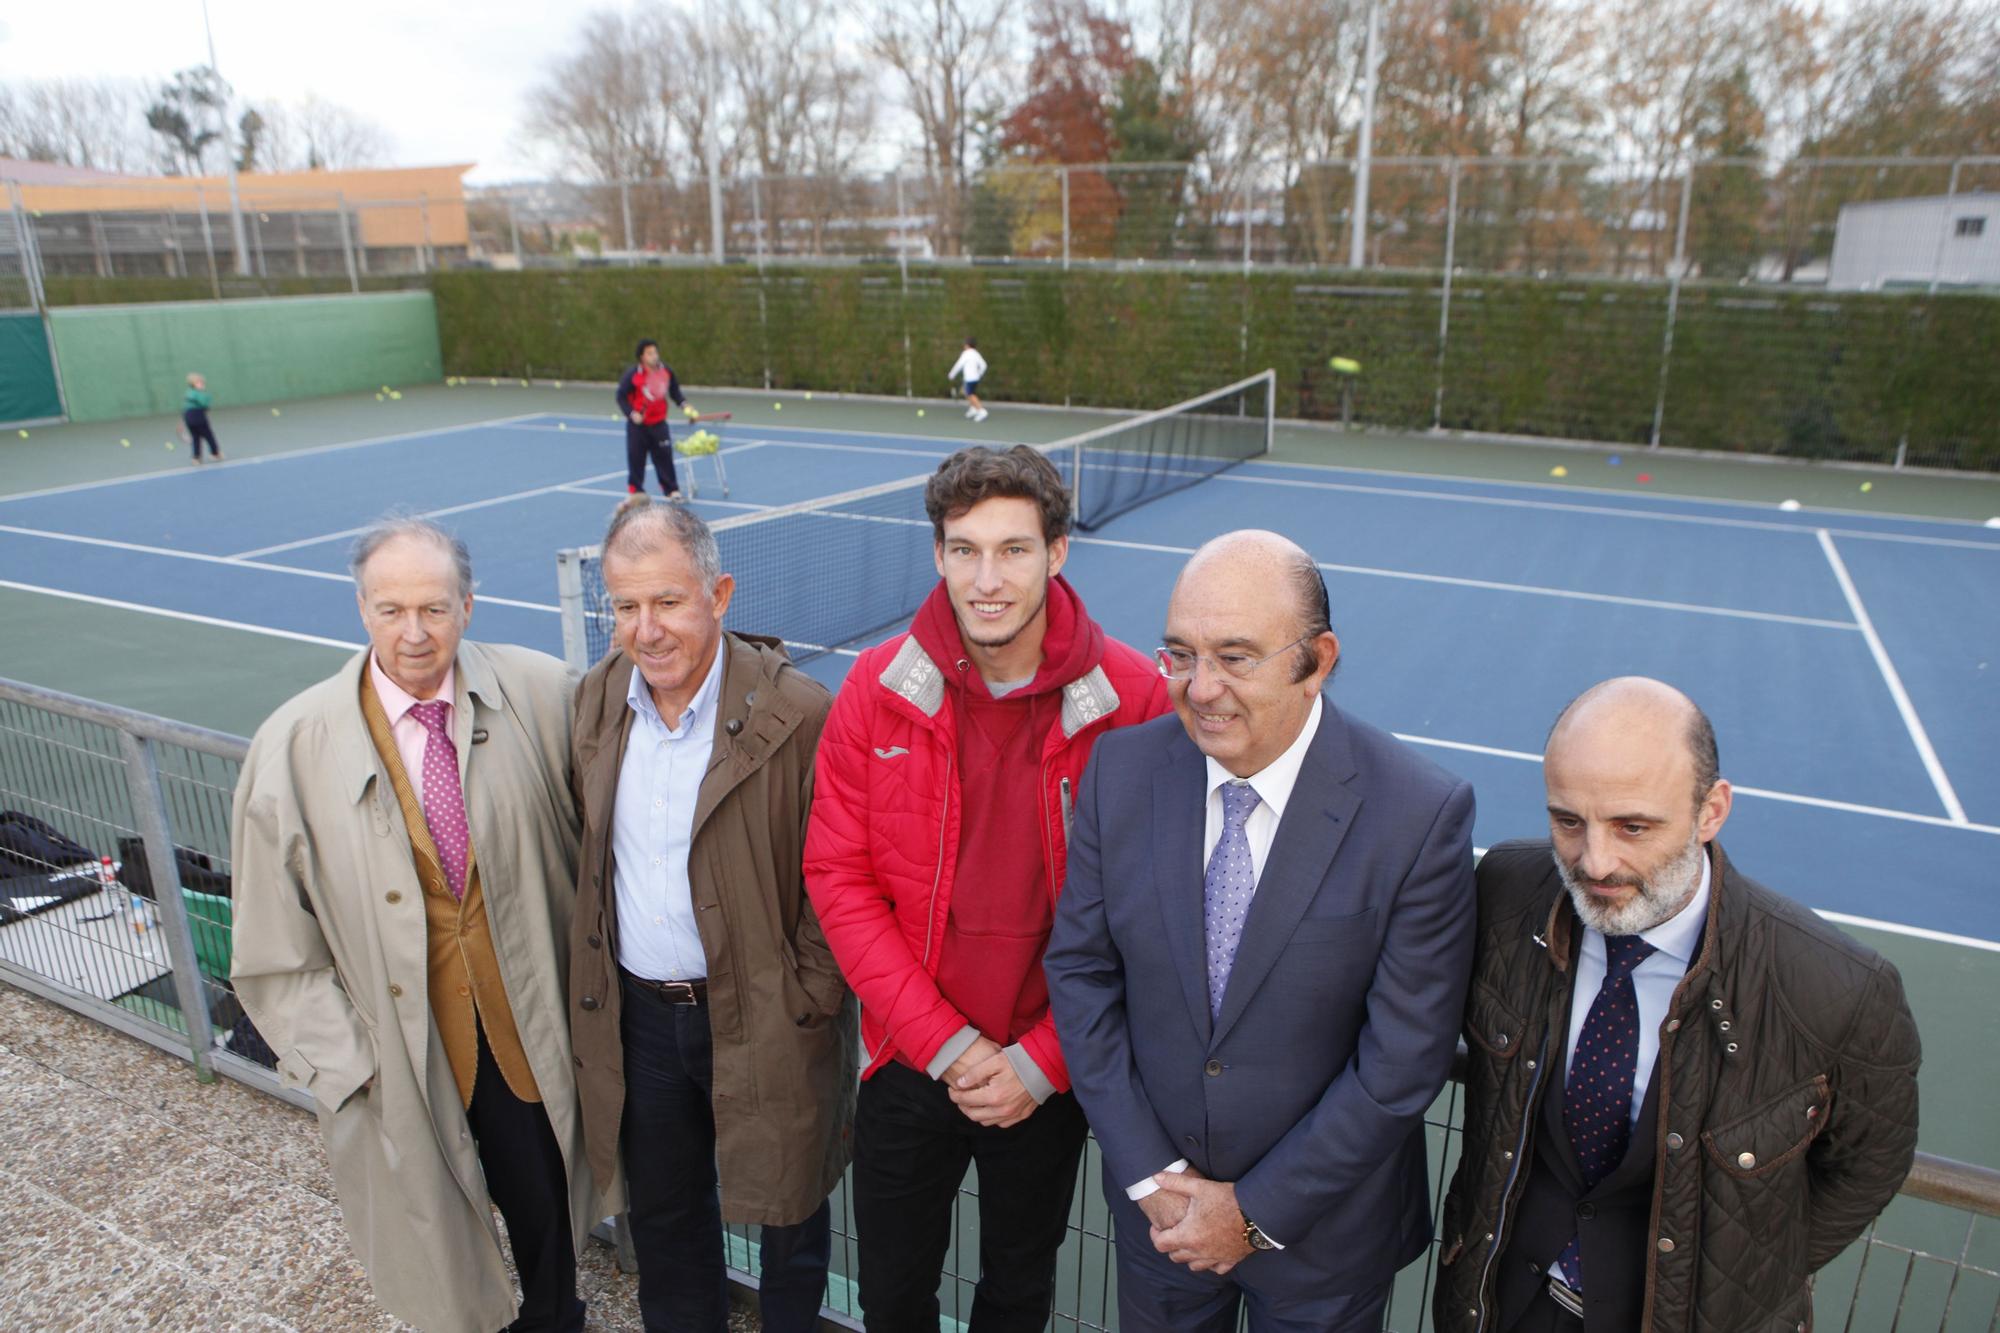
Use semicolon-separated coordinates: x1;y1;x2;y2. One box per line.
1549;465;1568;478
805;391;814;401
917;409;926;418
381;385;390;393
558;423;567;431
1860;482;1873;493
490;378;500;387
272;408;281;416
520;379;529;387
119;439;130;448
15;429;26;438
1779;499;1801;511
163;442;175;451
774;403;782;411
389;391;402;400
554;380;564;389
375;393;385;402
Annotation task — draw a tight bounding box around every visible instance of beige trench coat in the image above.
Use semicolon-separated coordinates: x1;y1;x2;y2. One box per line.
230;643;593;1333
569;634;856;1226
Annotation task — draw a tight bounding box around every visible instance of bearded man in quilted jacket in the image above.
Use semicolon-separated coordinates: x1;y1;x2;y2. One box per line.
1435;676;1921;1333
805;445;1169;1331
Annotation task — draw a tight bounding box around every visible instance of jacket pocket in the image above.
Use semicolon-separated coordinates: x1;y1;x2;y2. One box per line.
1463;981;1526;1061
1701;1074;1831;1178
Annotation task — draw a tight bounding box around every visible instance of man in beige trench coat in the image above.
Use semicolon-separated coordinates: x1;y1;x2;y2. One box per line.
231;515;594;1333
568;496;855;1333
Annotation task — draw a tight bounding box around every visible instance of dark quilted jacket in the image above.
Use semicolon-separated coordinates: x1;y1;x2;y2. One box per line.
1434;840;1920;1333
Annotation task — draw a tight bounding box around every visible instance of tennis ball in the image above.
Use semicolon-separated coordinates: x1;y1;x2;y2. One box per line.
917;409;926;418
389;391;402;400
520;379;529;387
375;393;385;402
119;439;130;448
554;380;564;389
490;378;500;387
1779;499;1801;511
805;391;814;401
163;442;175;451
774;403;782;411
16;429;27;438
271;408;281;416
381;385;390;393
1549;465;1568;478
558;423;567;431
1860;482;1873;493
1328;356;1361;374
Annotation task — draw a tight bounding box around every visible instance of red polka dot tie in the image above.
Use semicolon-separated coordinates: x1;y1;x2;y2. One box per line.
409;700;469;901
1556;932;1657;1290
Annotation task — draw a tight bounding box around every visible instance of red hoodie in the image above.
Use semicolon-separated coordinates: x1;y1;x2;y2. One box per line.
804;574;1171;1088
914;575;1095;1059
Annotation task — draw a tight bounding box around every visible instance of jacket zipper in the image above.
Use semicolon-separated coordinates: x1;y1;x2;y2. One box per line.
1475;1022;1551;1332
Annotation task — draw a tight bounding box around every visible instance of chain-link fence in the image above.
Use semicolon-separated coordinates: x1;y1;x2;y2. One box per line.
2;671;1997;1329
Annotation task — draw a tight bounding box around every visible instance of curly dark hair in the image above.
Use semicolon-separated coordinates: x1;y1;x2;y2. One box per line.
923;445;1072;546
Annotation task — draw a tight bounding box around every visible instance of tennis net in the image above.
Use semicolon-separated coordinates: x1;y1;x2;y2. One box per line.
554;370;1275;672
1070;370;1274;531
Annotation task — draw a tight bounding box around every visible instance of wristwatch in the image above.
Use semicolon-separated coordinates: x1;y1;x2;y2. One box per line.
1242;1216;1277;1251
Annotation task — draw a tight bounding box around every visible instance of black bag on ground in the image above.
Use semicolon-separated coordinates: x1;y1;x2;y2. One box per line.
115;835;232;900
0;811;98;876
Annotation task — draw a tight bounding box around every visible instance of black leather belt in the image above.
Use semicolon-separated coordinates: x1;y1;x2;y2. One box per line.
620;969;708;1005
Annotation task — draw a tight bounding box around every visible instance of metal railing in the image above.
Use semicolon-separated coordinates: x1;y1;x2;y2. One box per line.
1;672;1994;1330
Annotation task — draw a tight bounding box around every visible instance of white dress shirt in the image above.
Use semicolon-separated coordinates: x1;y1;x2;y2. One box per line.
611;642;727;982
1125;695;1325;1239
1563;849;1712;1122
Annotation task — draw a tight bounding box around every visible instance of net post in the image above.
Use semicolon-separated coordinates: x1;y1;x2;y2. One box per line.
556;547;591;675
1261;368;1276;457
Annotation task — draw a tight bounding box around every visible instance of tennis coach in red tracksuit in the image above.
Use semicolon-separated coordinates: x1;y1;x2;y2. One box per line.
806;445;1169;1331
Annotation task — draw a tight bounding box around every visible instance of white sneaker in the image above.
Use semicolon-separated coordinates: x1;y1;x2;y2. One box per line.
965;406;977;418
975;408;989;422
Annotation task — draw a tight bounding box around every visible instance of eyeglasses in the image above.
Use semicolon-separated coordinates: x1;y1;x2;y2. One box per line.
1155;635;1313;682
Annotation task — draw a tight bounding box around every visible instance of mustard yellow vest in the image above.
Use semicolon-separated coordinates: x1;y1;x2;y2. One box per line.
360;675;541;1109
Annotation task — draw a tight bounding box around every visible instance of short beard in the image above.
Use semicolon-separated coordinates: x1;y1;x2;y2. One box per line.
956;575;1049;651
1555;832;1705;936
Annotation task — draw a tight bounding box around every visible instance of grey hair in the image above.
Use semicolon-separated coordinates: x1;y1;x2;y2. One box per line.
348;513;475;598
601;496;723;592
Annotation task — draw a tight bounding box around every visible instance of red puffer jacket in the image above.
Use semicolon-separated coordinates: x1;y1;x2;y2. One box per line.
804;576;1170;1090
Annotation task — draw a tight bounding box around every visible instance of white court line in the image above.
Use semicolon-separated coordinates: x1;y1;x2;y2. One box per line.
0;579;361;651
1812;911;2000;954
0;524;559;615
1394;732;2000;836
1212;471;2000;553
1075;534;1862;631
515;422;960;462
556;485;773;510
1816;530;1968;825
227;470;629;559
0;413;551;506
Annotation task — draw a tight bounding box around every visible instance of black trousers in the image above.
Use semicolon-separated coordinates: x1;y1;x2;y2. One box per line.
620;972;833;1333
851;1058;1089;1333
625;420;680;495
465;1022;587;1333
184;408;219;458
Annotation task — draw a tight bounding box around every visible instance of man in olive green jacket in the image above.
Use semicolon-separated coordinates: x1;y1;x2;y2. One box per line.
568;497;854;1333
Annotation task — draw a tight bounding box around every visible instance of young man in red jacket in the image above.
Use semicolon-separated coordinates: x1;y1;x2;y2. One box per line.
806;445;1170;1331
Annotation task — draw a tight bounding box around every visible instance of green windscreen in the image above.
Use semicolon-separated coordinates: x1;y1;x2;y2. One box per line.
48;291;441;422
0;312;64;424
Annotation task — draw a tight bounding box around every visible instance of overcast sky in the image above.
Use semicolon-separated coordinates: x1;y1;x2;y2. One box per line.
0;1;607;182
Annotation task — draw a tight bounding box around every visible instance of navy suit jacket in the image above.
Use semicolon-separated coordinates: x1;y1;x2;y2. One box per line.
1045;702;1477;1297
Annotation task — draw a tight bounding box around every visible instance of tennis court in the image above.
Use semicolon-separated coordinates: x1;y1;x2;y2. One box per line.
4;391;1997;947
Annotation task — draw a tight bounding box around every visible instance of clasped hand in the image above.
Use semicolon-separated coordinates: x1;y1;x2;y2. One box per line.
1142;1169;1254;1274
943;1036;1038;1129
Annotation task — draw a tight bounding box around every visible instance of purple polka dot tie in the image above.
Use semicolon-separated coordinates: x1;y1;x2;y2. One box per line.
409;700;469;901
1555;932;1657;1291
1203;781;1261;1020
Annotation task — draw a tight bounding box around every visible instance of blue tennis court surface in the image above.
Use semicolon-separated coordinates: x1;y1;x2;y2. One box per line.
4;411;1996;948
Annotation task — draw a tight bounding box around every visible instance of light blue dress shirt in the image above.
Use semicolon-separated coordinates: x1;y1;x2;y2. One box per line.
1564;850;1713;1124
612;641;727;982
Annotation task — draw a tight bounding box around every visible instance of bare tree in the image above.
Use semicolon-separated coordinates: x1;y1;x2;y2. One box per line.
866;0;1019;254
0;78;153;173
241;95;391;172
521;7;682;182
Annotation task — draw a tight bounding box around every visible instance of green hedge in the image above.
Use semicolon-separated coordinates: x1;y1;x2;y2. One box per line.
431;266;2000;470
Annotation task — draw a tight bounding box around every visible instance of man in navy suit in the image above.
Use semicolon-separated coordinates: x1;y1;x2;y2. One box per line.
1045;529;1477;1331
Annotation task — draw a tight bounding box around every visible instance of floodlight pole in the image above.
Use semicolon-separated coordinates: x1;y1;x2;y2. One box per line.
202;0;252;277
703;1;725;262
1350;0;1381;270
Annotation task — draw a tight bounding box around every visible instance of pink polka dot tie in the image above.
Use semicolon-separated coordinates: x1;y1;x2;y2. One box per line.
409;700;469;901
1556;932;1656;1290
